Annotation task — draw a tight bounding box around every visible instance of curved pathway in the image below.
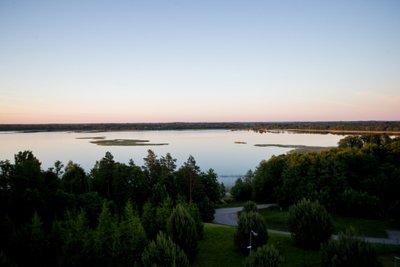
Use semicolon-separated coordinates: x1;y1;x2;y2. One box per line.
214;205;400;245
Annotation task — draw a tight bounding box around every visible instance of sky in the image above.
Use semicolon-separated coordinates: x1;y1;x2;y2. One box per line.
0;0;399;123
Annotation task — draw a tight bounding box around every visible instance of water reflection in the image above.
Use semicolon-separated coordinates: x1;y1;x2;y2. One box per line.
0;130;343;186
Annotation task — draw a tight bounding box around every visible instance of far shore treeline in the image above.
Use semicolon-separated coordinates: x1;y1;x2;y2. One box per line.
1;121;400;133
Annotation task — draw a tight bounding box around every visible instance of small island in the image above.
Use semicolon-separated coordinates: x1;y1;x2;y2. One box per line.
90;139;169;146
234;141;247;144
254;144;334;153
76;136;106;140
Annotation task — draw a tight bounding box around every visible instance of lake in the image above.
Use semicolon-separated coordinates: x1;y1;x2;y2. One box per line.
0;130;343;186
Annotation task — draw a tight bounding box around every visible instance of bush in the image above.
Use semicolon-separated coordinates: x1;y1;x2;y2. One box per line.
167;204;198;262
288;199;333;249
142;232;189;267
234;211;268;254
242;201;258;213
244;244;283;267
321;227;381;267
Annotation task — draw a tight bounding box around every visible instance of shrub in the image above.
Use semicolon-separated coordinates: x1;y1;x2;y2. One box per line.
321;227;381;267
142;232;189;267
234;211;268;254
288;199;333;249
244;244;283;267
167;204;198;262
242;201;258;213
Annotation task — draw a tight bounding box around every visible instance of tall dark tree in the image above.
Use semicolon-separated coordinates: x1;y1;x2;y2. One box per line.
62;161;89;194
94;201;117;267
91;152;115;199
176;155;201;203
9;151;45;224
167;204;198;262
143;149;161;184
252;155;286;203
118;202;147;266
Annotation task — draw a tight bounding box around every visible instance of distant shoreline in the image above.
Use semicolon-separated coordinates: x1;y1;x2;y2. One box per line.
0;121;399;135
269;129;400;135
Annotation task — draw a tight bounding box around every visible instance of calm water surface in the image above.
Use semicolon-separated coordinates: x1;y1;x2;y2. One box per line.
0;130;343;186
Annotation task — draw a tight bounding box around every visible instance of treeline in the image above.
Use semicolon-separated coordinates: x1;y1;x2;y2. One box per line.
1;121;400;133
231;134;400;221
0;150;224;266
0;122;254;132
251;121;400;133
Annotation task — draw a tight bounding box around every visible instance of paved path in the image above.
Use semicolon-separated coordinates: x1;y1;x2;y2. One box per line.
214;204;277;226
214;205;400;245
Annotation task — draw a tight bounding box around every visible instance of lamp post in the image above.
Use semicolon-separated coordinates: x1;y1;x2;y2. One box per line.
247;230;258;254
394;256;400;267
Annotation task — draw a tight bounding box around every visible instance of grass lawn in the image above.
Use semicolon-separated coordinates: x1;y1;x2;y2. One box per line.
194;223;244;267
269;233;321;267
259;208;399;238
195;223;400;267
195;223;321;267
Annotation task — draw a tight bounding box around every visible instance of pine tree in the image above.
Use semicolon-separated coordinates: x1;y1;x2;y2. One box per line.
167;204;198;262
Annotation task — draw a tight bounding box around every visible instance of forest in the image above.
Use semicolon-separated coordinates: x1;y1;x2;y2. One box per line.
1;134;400;266
231;134;400;221
0;150;223;266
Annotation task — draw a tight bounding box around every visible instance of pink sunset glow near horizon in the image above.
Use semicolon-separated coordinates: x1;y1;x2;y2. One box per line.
1;1;399;124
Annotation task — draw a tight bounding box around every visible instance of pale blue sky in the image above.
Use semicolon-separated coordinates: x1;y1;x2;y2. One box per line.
1;0;399;123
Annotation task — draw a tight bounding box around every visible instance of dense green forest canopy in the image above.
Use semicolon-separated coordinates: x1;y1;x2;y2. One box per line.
0;121;400;133
1;134;399;266
231;134;400;221
0;150;224;266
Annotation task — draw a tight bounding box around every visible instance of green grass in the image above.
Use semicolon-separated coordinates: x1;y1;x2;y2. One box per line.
332;215;399;238
259;208;399;238
269;233;321;267
259;208;290;232
195;224;321;267
195;223;400;267
194;223;244;267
